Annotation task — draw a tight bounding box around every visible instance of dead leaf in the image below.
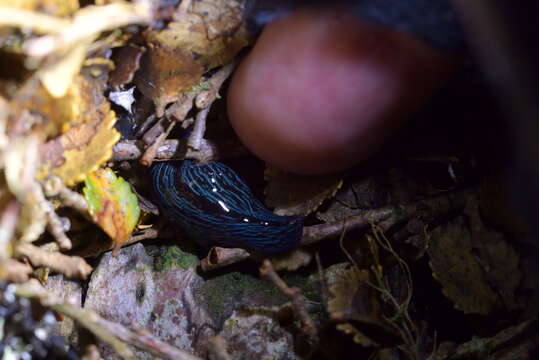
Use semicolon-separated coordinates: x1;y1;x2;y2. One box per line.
325;263;400;347
108;45;145;88
428;215;501;315
135;0;250;116
265;166;343;216
317;176;388;222
465;200;521;311
10;74;101;138
37;75;120;185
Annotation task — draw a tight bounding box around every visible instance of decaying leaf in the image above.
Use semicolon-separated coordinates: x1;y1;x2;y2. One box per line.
465;200;521;311
265;166;343;216
428;215;501;315
83;168;140;253
37;75;120;185
135;0;251;116
317;176;388;222
325;263;399;347
10;75;97;138
108;45;145;88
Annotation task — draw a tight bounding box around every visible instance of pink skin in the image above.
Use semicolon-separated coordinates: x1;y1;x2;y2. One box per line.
227;5;454;174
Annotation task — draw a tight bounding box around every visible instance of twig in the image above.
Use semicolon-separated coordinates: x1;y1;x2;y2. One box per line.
206;336;233;360
0;259;32;283
141;118;180;166
200;247;251;272
15;280;203;360
23;1;152;57
124;227;161;246
44;199;72;250
15;243;92;279
165;92;196;122
194;61;237;109
44;175;88;213
186;107;209;152
0;7;69;33
259;260;319;346
185;62;237;161
302;189;471;246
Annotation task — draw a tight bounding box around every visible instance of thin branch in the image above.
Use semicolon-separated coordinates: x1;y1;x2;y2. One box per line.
0;7;69;33
302;189;471;246
15;243;92;279
259;260;319;346
141;117;181;166
23;1;152;57
44;175;88;213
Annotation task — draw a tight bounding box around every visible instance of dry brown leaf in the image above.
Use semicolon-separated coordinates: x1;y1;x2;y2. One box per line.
465;200;521;311
325;263;400;347
108;45;145;88
38;75;120;185
10;75;98;138
317;176;388;223
265;166;343;216
135;0;250;116
428;215;501;315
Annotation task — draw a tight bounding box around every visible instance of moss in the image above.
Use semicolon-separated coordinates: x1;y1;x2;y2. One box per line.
196;270;328;329
196;271;289;327
154;246;199;271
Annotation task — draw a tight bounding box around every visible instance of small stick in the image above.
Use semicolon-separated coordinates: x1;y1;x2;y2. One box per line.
44;175;88;213
141;118;179;166
15;243;92;279
200;247;250;272
259;260;318;345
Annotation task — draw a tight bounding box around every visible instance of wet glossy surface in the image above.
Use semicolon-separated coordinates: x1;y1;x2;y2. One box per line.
151;161;303;254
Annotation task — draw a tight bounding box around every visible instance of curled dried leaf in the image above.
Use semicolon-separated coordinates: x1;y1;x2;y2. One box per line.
265;166;343;216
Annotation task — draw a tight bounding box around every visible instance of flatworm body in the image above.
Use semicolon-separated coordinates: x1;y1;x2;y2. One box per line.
151;161;303;254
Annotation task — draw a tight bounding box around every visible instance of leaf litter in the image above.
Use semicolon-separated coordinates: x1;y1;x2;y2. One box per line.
0;0;536;359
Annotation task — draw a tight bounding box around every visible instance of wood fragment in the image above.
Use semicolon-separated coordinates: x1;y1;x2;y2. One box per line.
200;247;250;272
15;243;92;279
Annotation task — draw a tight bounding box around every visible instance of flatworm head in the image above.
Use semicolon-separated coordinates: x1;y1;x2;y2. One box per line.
151;160;303;254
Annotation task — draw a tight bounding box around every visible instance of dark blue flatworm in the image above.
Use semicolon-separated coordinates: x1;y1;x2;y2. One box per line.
151;161;303;254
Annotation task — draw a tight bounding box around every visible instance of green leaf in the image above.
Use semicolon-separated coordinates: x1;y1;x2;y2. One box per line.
83;168;140;252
